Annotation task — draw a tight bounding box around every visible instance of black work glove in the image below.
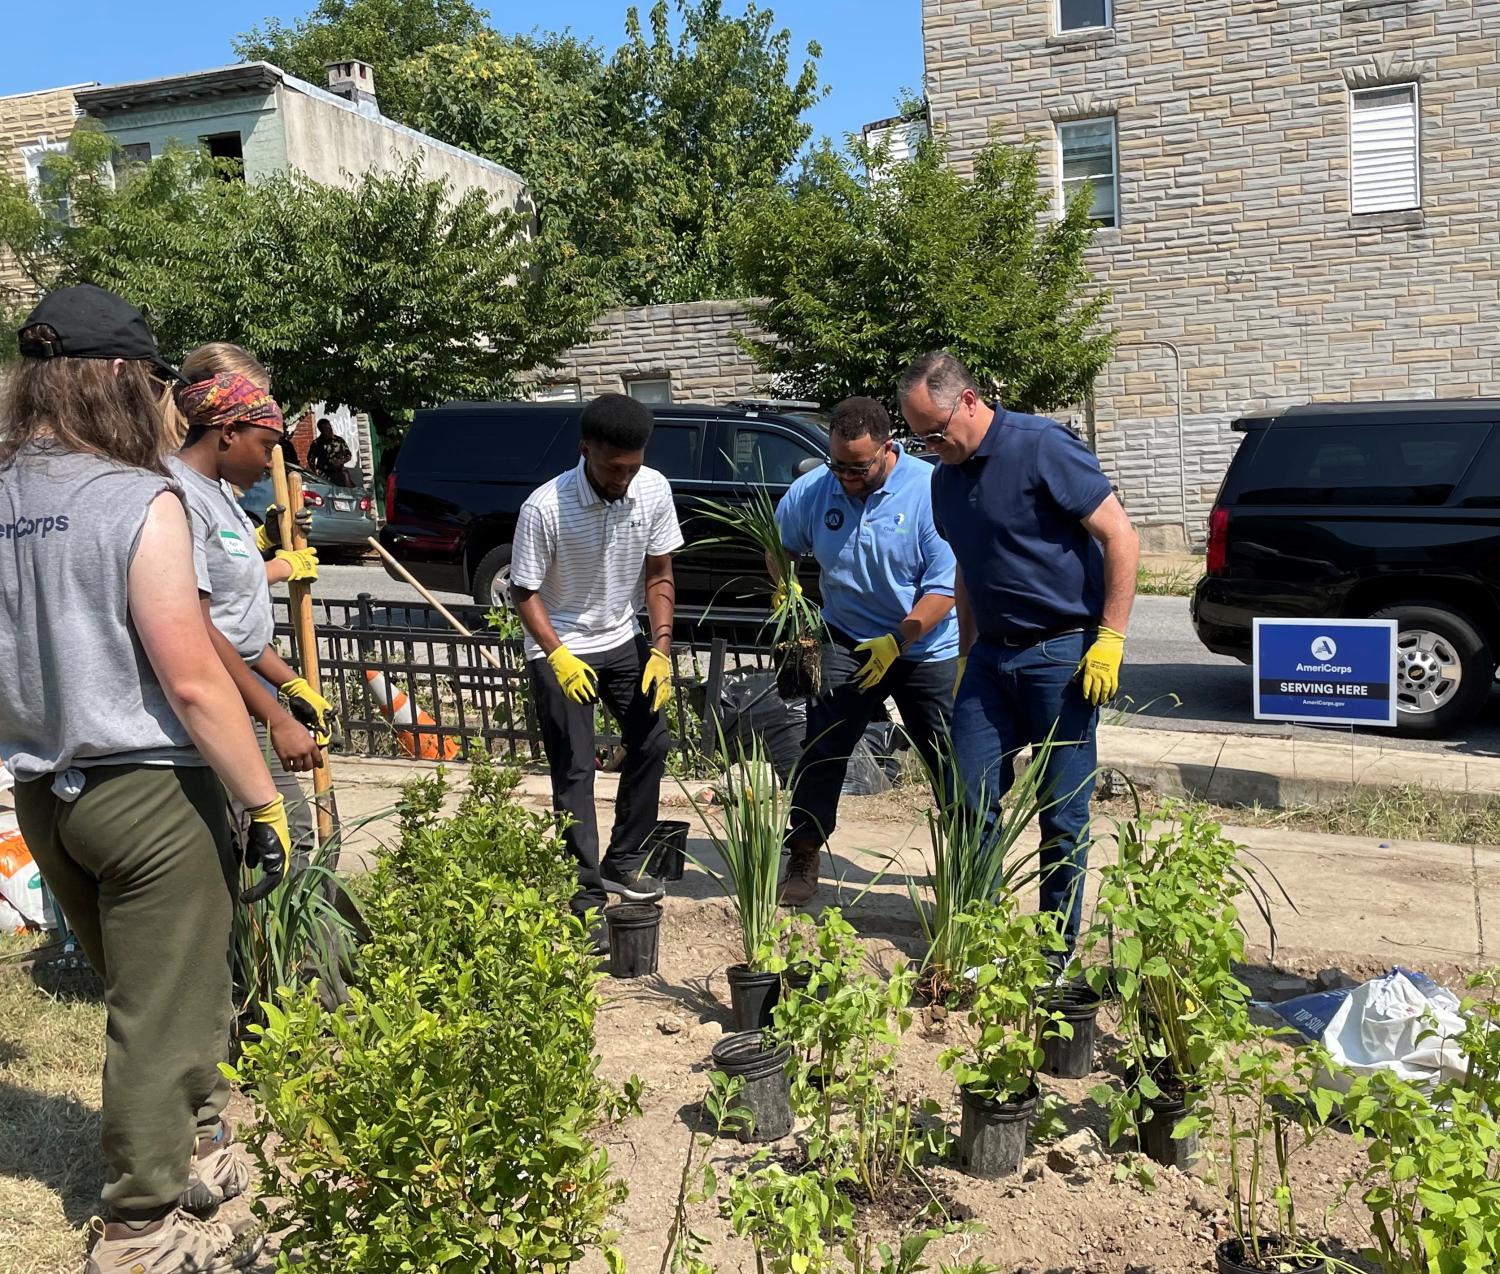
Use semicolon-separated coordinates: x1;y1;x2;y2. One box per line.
242;796;289;903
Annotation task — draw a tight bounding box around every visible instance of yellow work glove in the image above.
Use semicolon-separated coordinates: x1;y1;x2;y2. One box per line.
771;575;803;612
547;645;599;705
241;795;289;903
281;676;335;748
275;547;319;582
640;647;673;713
256;504;314;553
954;655;968;698
852;633;901;692
1077;626;1126;706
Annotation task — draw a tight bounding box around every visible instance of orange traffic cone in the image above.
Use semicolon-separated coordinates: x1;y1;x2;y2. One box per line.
364;670;459;760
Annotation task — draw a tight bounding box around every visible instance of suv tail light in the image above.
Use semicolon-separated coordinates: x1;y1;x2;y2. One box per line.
385;471;397;517
358;495;372;513
303;489;325;509
1205;506;1229;575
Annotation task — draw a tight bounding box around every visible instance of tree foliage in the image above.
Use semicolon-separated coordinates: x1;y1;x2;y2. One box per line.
0;125;594;430
728;138;1115;414
239;0;825;306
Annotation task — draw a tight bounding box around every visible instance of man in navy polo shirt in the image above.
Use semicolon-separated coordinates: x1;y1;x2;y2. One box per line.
897;352;1139;953
771;396;960;905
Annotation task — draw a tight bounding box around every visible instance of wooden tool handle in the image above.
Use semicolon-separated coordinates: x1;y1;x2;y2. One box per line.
366;536;509;674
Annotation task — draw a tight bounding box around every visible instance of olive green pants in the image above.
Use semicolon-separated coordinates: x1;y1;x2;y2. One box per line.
14;764;236;1221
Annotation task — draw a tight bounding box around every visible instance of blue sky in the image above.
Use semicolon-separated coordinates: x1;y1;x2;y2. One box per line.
0;1;923;148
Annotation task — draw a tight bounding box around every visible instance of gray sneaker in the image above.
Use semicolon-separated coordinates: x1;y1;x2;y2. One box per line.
181;1118;251;1214
85;1209;263;1274
600;862;666;903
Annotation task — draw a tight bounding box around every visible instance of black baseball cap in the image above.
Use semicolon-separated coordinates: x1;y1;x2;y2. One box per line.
17;283;183;382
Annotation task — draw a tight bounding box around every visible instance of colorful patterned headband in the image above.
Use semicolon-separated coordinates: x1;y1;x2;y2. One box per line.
178;372;285;434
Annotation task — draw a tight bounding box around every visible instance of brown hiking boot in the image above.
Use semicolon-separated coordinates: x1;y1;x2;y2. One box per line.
85;1209;263;1274
181;1117;250;1214
778;841;821;907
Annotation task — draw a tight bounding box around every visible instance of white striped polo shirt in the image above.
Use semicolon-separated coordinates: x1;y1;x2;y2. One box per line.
510;459;684;660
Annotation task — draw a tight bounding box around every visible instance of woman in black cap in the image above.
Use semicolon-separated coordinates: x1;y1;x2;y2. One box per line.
0;284;284;1273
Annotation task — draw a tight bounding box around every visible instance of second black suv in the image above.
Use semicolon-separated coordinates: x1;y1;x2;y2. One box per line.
1192;399;1500;735
380;399;833;608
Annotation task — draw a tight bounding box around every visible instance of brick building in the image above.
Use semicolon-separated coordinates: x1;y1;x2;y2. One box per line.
922;0;1500;548
0;84;92;305
531;300;769;405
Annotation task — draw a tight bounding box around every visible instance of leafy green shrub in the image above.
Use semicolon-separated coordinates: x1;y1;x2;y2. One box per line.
229;760;631;1272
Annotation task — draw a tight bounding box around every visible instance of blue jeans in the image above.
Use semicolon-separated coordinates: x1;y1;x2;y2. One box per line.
951;631;1099;950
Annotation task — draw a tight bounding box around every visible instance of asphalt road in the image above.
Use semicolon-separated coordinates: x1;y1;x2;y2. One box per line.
296;562;1500;758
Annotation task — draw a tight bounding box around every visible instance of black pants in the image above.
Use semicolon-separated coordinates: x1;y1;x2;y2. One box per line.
528;635;671;914
786;629;957;847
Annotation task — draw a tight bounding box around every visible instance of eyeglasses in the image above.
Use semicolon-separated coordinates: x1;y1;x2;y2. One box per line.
826;442;891;478
912;394;964;446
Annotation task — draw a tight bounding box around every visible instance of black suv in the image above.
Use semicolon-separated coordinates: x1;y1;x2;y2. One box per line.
1192;400;1500;735
380;399;833;607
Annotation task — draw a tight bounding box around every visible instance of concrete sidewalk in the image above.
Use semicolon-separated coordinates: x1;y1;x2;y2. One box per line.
327;756;1494;976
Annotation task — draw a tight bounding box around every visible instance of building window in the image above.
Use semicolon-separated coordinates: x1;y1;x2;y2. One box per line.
1058;117;1118;227
1058;0;1110;31
20;138;70;224
200;132;245;180
532;380;581;403
112;142;152;178
1350;84;1420;214
625;376;672;404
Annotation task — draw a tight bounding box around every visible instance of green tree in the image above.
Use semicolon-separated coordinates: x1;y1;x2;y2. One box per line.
239;0;825;305
232;0;489;121
729;137;1115;414
2;125;596;437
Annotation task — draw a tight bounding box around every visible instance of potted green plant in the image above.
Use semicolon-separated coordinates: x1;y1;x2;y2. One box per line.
1086;801;1284;1168
939;900;1066;1178
694;481;825;699
687;734;794;1030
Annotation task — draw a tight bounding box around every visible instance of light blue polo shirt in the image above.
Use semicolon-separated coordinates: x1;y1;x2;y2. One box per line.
775;445;960;661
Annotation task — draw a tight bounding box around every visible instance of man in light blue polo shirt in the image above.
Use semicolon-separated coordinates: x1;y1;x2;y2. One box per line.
771;396;960;905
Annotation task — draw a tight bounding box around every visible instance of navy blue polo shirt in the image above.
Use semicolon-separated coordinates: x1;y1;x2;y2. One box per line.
931;410;1113;642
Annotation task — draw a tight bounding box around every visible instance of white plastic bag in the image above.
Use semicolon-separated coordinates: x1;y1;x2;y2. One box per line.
1319;968;1469;1092
0;811;47;929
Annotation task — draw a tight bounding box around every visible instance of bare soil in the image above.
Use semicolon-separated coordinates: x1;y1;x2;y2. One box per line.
589;893;1381;1274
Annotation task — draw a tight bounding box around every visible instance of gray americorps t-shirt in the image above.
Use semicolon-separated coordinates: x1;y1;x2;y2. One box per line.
167;456;275;661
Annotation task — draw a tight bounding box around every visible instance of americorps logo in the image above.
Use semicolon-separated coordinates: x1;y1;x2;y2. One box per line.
1295;633;1354;674
1311;635;1338;661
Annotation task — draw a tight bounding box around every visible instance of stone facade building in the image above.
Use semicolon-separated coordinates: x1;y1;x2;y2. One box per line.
532;300;769;405
923;0;1500;548
0;84;92;304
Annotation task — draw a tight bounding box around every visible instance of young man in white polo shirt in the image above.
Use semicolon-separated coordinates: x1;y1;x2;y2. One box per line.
511;394;683;942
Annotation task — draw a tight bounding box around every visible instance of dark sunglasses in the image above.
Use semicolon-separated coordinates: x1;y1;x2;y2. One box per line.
826;450;887;478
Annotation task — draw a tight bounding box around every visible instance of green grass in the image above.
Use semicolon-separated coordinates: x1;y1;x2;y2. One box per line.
1135;562;1204;597
1142;784;1500;846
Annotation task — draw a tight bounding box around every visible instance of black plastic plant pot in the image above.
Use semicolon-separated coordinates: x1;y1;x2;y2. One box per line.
727;963;781;1031
711;1031;794;1142
604;903;661;979
956;1082;1037;1179
1137;1086;1200;1170
1216;1236;1327;1274
644;820;689;882
782;963;813;993
1040;984;1103;1079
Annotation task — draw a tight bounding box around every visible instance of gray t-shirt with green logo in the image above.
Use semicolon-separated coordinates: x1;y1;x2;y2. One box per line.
0;443;200;779
167;457;274;661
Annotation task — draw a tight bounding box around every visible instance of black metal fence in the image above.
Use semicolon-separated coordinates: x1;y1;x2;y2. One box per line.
269;594;777;767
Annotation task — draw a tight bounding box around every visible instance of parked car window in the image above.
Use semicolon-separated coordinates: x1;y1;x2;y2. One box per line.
1455;432;1500;507
1235;424;1486;506
645;423;702;481
718;425;820;485
401;409;570;479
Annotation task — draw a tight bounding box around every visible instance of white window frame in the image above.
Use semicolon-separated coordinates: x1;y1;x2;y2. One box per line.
532;380;582;403
20;136;71;221
1057;0;1111;33
1349;82;1421;215
1057;116;1118;228
625;375;672;404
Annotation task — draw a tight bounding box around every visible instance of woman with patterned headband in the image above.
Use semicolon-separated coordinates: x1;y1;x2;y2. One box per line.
170;344;335;881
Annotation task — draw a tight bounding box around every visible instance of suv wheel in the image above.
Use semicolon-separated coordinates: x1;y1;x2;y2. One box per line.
472;544;513;609
1371;604;1493;736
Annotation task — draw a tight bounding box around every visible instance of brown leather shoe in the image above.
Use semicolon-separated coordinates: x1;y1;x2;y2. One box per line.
778;841;821;907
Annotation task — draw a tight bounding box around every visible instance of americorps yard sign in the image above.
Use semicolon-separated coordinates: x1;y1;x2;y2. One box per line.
1253;617;1398;728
